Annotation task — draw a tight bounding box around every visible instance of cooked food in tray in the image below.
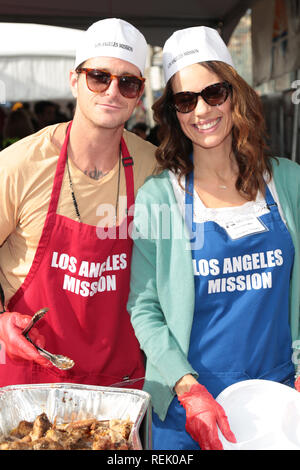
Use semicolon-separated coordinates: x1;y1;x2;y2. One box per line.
0;412;133;450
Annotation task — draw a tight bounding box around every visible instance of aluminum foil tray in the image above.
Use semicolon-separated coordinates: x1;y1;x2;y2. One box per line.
0;383;152;450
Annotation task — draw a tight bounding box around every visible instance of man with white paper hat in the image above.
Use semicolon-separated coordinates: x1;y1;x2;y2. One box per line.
0;18;157;391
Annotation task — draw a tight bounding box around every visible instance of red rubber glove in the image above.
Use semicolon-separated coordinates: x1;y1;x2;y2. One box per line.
295;376;300;391
0;312;50;367
178;383;237;450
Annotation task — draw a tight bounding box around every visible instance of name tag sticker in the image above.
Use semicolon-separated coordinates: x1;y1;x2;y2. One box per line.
223;214;269;240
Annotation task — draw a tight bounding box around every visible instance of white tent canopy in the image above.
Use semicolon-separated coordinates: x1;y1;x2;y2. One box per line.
0;23;84;102
0;0;254;46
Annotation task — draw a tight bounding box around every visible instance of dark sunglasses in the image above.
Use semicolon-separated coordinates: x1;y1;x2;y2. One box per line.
172;81;232;113
76;67;145;99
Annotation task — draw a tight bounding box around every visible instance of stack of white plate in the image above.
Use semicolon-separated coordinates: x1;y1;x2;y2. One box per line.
216;379;300;450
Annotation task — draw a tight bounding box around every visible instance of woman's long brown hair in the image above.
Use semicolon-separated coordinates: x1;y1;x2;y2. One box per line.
153;61;273;200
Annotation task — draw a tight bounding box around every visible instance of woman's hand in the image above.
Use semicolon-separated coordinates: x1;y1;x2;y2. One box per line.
177;380;237;450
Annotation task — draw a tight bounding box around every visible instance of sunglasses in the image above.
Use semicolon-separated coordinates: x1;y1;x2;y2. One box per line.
76;68;145;99
172;81;232;113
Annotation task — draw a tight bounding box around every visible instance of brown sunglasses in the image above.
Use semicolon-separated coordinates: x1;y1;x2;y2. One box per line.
172;81;232;113
76;67;145;99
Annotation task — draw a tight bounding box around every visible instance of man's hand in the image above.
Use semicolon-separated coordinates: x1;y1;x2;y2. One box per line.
0;312;50;367
178;383;237;450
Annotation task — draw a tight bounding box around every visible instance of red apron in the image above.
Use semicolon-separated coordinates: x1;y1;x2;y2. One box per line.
1;122;145;388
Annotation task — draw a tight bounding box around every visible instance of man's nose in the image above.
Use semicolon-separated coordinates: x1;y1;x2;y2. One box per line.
105;76;120;95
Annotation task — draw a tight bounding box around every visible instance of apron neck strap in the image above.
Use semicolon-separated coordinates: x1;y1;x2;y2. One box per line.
47;121;73;216
120;137;135;212
185;170;195;233
264;184;277;210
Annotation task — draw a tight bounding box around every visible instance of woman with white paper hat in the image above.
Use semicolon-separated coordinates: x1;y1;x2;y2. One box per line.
128;25;300;450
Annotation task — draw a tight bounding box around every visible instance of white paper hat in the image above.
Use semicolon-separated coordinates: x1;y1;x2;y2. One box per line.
163;26;235;83
74;18;148;74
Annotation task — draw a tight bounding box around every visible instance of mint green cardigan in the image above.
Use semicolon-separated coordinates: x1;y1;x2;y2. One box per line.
127;157;300;421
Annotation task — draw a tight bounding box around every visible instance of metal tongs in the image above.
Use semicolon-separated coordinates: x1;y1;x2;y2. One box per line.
22;308;75;370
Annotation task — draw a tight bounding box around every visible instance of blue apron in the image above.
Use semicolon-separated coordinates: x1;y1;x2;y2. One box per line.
152;170;295;450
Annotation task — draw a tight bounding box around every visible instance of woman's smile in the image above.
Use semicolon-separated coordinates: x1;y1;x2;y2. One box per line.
192;117;222;132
